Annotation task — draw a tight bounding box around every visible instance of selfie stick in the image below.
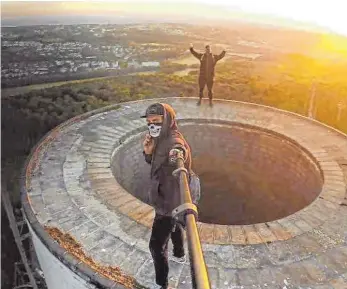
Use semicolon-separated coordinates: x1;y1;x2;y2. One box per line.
170;150;211;289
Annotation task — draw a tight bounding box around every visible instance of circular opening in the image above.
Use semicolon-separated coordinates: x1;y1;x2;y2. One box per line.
111;122;323;225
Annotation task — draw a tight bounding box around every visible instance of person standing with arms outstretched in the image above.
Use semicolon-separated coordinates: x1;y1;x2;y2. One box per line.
189;43;226;107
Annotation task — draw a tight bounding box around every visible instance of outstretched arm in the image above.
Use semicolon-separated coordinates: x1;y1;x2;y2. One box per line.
189;45;203;60
215;50;226;61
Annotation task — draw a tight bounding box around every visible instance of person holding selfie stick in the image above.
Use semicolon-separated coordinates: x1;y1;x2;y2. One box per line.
141;103;194;289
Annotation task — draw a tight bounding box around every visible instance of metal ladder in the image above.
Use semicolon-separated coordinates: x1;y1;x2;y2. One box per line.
2;188;46;289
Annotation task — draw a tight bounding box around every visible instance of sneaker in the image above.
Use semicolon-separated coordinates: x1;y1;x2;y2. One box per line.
170;254;187;264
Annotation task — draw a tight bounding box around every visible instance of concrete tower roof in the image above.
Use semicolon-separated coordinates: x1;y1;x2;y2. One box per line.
22;98;347;289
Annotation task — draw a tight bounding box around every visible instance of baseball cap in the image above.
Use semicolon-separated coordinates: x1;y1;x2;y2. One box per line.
140;103;164;118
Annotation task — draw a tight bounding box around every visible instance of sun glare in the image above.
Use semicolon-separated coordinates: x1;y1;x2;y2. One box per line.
2;0;347;37
318;35;347;55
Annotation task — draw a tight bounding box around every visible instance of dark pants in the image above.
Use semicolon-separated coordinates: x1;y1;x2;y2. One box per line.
199;76;214;100
149;214;185;287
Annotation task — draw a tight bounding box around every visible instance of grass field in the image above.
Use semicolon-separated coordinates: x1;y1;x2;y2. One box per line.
1;66;190;97
128;71;157;76
173;68;198;76
170;55;200;65
1;75;121;97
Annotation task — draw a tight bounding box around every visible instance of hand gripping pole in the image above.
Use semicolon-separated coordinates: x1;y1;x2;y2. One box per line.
172;202;198;225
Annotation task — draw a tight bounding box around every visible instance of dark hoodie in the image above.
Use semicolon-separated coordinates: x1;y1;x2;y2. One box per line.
190;47;226;79
144;103;192;216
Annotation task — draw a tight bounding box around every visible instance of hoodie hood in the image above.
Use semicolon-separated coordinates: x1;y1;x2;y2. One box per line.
149;103;179;177
159;103;178;139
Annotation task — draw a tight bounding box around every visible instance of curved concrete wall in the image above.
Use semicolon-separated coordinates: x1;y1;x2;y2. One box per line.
27;222;95;289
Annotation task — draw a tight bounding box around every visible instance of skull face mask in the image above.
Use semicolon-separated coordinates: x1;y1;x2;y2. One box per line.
148;123;162;138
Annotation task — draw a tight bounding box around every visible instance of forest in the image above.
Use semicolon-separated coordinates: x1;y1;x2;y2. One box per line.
1;52;347;288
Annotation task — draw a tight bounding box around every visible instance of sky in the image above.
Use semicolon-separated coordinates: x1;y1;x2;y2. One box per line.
2;0;347;36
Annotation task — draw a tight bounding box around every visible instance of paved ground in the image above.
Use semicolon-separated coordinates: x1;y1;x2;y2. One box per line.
24;98;347;289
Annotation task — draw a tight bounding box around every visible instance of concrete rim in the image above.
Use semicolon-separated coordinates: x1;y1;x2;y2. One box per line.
109;118;343;244
21;97;347;287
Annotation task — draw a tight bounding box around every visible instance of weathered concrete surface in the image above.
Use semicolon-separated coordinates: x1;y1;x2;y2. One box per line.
24;98;347;289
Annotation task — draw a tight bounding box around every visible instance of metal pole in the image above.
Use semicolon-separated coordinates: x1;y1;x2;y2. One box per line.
173;155;211;289
185;214;210;289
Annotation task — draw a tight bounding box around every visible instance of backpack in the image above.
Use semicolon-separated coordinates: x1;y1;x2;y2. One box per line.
189;170;201;205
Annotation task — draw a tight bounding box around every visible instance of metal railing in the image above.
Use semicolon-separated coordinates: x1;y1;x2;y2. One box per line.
171;151;211;289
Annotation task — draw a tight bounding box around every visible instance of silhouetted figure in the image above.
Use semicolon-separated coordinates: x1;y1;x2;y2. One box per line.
141;103;192;289
189;44;226;107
